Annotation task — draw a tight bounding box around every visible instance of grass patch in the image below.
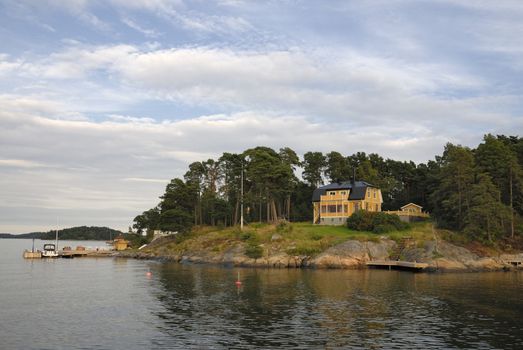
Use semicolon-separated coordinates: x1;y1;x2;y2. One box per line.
147;221;442;258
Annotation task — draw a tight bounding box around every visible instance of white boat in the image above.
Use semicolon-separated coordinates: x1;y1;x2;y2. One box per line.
42;226;59;258
42;243;59;258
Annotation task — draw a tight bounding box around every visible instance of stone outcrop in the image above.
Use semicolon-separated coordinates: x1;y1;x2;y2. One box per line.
125;236;522;272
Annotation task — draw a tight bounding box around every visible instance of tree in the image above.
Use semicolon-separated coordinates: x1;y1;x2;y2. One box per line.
132;207;160;234
302;151;326;187
476;134;523;238
430;143;475;230
159;178;195;233
279;147;300;220
218;152;244;226
184;162;206;225
465;174;510;242
324;151;350;182
244;146;295;223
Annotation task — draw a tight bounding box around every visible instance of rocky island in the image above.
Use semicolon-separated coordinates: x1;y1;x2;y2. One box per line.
123;222;523;272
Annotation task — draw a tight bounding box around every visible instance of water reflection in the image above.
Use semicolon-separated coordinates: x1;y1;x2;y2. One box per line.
151;265;523;349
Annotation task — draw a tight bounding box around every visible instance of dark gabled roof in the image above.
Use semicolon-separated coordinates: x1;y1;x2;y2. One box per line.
312;181;376;202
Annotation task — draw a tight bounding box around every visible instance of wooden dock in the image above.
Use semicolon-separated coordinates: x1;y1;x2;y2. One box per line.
59;250;113;258
366;260;429;272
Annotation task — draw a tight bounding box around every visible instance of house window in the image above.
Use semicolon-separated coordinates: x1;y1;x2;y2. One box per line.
365;202;369;211
354;203;360;211
321;205;327;213
337;204;342;213
341;191;346;195
328;205;337;213
329;191;336;195
344;204;348;213
373;190;376;198
367;189;371;197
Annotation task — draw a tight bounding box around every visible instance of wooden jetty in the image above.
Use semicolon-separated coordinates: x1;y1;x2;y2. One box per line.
23;250;42;259
59;249;113;258
366;260;428;272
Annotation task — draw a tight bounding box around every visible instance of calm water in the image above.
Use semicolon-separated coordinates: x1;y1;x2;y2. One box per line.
1;239;522;349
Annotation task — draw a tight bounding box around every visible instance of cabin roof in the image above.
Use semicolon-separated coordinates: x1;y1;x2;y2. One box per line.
312;181;376;202
401;202;423;209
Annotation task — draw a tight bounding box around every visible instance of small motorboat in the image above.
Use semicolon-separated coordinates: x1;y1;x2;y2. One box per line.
42;243;59;258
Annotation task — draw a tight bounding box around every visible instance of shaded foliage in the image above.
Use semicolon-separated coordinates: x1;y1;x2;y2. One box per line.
347;211;410;233
11;226;124;240
133;135;523;242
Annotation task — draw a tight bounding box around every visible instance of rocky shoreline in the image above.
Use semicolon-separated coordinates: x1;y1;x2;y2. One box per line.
120;237;523;272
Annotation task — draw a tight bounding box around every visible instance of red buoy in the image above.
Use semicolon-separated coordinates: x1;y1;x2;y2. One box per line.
235;271;242;286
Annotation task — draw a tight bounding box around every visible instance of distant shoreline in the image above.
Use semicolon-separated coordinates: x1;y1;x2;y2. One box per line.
0;235;107;242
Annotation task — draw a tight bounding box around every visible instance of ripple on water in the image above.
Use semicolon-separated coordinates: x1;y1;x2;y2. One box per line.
1;240;523;349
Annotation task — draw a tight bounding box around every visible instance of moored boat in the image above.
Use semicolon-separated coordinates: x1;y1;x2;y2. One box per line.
42;243;59;258
42;225;60;258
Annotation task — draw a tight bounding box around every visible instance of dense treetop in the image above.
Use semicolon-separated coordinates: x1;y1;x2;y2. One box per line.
2;226;123;240
133;135;523;243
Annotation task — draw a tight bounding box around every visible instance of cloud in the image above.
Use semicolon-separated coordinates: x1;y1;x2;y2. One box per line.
121;17;161;38
0;83;519;233
123;177;169;183
6;43;495;127
0;159;46;168
1;0;522;234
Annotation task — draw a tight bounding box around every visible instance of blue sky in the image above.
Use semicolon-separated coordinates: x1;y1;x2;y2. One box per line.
1;0;522;233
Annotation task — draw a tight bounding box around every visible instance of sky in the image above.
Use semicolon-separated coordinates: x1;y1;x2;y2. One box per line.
1;0;522;233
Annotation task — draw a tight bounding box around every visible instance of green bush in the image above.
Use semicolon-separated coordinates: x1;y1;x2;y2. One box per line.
346;210;375;231
245;243;263;259
347;211;410;233
239;231;257;241
276;220;293;233
309;232;323;241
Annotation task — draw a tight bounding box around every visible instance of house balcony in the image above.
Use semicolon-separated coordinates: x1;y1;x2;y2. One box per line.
320;193;348;202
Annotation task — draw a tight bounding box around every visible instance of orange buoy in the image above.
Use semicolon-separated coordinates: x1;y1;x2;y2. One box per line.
235;271;242;286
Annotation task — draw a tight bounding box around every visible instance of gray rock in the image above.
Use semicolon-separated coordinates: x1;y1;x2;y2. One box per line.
271;234;283;242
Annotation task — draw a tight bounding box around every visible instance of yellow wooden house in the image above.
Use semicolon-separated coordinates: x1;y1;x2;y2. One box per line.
113;235;130;251
312;181;383;225
400;203;423;214
385;203;429;222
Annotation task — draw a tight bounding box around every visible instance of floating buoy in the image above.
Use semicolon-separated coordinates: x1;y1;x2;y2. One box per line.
146;271;152;277
235;271;242;286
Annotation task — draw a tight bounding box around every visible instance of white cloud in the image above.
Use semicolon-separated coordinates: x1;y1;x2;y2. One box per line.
1;0;522;233
8;44;488;124
0;159;46;168
121;17;161;38
123;177;169;183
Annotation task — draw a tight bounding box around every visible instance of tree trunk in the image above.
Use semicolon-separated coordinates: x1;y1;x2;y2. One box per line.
234;199;239;225
487;216;491;242
510;166;514;239
194;206;197;226
271;200;278;223
286;195;291;221
199;201;203;226
259;192;263;222
457;173;462;229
